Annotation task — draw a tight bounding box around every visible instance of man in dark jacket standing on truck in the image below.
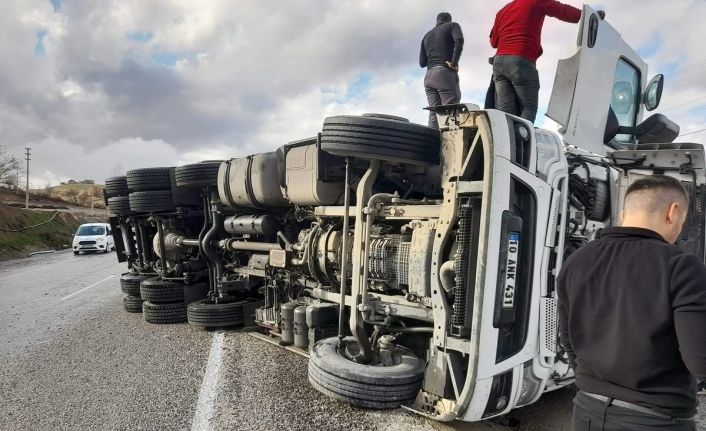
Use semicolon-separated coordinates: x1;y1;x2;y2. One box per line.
420;12;464;129
558;175;706;430
489;0;597;123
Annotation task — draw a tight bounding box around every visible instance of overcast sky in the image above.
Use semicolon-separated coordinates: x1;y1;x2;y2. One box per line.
2;0;705;187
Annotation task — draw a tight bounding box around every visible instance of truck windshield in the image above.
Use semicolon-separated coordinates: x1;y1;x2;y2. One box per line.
611;59;641;143
76;226;105;236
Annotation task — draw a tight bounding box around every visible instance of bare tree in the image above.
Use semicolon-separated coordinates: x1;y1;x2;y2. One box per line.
0;146;20;188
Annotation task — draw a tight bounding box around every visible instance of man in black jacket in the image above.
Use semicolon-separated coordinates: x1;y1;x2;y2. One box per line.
419;12;464;129
558;175;706;430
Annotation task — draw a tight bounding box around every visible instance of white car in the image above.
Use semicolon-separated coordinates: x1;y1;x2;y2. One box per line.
72;223;115;255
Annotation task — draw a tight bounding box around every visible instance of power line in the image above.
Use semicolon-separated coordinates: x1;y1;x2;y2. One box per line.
660;96;706;112
678;128;706;138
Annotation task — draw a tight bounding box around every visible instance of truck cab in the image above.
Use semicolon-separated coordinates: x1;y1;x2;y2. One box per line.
413;5;704;421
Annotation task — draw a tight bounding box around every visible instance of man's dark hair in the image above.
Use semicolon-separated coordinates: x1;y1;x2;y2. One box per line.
624;175;689;213
437;12;452;25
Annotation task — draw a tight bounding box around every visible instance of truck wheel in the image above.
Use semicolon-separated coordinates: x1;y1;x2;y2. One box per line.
175;161;223;189
128;190;174;213
105;176;129;198
187;299;245;328
126;167;172;192
108;196;132;215
140;277;184;303
320;115;440;166
120;272;151;296
123;295;143;313
308;336;425;409
142;301;187;324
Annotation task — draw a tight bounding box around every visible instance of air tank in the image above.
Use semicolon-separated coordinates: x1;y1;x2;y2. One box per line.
293;305;309;350
280;302;298;346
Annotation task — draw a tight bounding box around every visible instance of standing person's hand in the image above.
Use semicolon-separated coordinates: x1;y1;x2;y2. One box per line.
445;61;459;71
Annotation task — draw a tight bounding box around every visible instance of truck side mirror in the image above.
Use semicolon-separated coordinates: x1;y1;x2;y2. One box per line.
644;74;664;111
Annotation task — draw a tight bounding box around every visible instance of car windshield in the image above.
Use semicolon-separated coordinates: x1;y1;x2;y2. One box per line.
76;226;105;236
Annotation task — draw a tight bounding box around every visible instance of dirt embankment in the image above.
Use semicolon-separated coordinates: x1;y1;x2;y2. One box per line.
0;204;106;261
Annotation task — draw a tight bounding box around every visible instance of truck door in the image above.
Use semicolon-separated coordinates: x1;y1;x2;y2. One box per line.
546;5;647;156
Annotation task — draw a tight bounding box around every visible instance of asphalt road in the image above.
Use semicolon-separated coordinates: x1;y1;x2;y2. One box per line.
0;250;703;431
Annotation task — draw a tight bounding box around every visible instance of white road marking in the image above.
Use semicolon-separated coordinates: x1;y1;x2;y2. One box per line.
191;331;225;431
61;274;118;300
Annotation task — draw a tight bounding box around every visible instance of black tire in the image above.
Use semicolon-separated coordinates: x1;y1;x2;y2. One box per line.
187;299;245;328
142;301;187;324
308;337;425;409
175;161;223;189
140;277;184;303
361;113;410;122
108;196;132;215
123;295;143;313
320;115;440;166
105;176;129;198
73;251;79;255
129;190;174;213
120;272;151;296
126;167;172;192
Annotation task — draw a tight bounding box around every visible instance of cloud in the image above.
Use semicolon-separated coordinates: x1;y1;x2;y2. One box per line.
0;0;703;186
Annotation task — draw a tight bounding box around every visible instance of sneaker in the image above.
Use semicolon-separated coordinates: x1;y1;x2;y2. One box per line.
698;380;706;395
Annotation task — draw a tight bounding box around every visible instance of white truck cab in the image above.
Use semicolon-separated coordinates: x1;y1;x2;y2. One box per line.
412;5;704;421
73;223;115;255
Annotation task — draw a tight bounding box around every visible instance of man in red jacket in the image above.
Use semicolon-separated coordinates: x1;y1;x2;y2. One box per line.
489;0;603;123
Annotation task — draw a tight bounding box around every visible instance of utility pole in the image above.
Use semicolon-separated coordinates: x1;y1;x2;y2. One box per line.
24;147;31;209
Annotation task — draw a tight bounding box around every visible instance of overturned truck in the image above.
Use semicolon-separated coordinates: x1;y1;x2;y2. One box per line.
107;7;705;422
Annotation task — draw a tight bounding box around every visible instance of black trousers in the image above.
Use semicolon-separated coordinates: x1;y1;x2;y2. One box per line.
493;55;540;123
424;66;461;129
572;391;696;431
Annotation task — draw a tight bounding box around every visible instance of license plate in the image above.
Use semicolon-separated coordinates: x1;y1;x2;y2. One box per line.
502;232;520;309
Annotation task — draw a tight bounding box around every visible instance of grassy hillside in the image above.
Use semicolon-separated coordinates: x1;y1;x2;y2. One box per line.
50;183;104;194
38;183;106;208
0;204;98;261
